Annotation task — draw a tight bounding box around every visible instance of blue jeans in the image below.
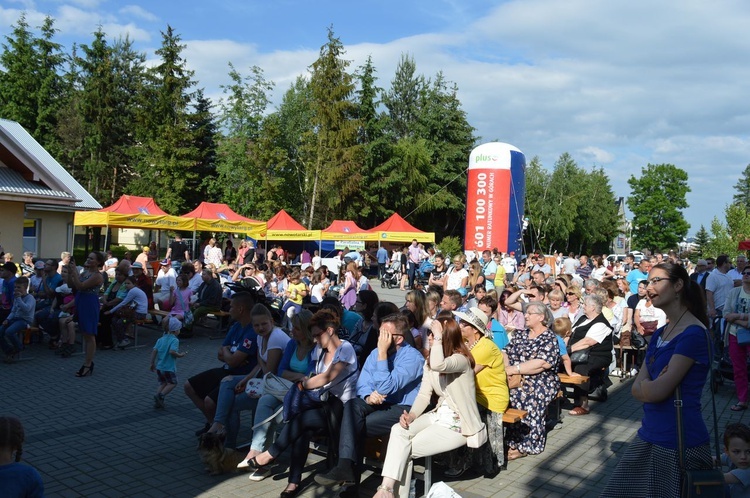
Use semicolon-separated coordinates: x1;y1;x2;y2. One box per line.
213;375;259;448
0;318;29;355
250;394;284;452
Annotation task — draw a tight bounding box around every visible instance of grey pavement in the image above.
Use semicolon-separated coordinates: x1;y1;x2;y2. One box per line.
4;283;746;497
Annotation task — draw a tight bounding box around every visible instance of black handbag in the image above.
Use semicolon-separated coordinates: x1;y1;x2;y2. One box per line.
630;329;647;349
674;329;724;498
569;348;590;365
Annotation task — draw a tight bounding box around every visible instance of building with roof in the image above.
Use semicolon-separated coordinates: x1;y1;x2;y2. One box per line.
0;119;101;259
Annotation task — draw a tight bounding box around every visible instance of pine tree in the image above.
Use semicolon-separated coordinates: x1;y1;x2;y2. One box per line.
733;164;750;208
693;225;710;258
0;14;37;131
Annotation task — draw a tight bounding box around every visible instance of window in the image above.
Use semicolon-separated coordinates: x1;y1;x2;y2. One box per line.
23;219;38;255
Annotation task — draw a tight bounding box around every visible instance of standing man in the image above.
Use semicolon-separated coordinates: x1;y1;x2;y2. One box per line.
166;234;190;271
501;252;518;283
728;255;748;287
706;254;734;319
314;314;424;494
626;258;651;295
376;245;389;279
407;239;421;290
481;250;498;291
690;259;710;289
562;252;580;276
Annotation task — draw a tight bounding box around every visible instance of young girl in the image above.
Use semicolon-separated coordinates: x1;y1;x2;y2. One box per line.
0;416;44;497
162;275;192;333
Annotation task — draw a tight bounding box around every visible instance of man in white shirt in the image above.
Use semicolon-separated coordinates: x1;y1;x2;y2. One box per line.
727;255;748;287
706;255;734;319
562;252;580;276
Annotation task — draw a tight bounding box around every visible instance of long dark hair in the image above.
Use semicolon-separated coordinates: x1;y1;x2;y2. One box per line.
430;316;475;369
653;262;709;327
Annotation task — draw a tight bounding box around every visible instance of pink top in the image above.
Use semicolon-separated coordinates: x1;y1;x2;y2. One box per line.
169;288;193;318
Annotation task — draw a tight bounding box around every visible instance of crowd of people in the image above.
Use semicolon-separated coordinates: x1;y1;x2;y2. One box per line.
4;237;750;497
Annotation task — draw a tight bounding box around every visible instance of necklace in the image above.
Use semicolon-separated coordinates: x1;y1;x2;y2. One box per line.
467;337;481;350
661;308;689;343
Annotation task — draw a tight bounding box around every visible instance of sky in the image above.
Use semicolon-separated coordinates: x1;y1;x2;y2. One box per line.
2;0;749;237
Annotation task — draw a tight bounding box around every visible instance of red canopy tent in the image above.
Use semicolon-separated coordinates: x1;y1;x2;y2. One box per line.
181;202;265;237
262;209;321;240
369;213;435;243
321;220;377;241
739;241;750;251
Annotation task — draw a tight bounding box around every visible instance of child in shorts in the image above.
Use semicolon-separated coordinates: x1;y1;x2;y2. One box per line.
150;317;186;409
0;415;44;497
722;422;750;497
551;317;579;378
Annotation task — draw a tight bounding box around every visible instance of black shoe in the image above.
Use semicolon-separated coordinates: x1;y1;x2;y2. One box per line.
195;422;210;437
314;465;355;487
339;486;360;498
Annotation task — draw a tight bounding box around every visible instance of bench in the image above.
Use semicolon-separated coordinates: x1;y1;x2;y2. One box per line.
205;310;232;339
547;374;591;426
419;408;529;495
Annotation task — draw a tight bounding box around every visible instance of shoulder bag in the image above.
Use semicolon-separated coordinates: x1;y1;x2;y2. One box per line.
502;350;523;389
675;329;724;498
733;290;750;345
569;348;590;365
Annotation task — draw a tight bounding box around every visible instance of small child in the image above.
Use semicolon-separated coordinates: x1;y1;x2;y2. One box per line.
150;317;186;409
722;422;750;497
0;416;44;497
551;317;579;377
0;277;36;363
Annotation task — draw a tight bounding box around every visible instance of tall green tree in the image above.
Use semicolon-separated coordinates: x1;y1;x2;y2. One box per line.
382;54;424;139
33;16;66;152
693;224;710;258
0;14;37;131
733;164;750;208
188;89;218;210
131;25;198;214
306;27;362;226
571;166;620;254
627;163;690;252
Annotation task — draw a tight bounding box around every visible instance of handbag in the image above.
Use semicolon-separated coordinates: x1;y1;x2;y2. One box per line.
569;348;590;365
630;329;647;349
737;327;750;346
675;330;725;498
640;320;658;336
262;372;294;402
502;351;523;389
244;377;264;398
175;289;194;327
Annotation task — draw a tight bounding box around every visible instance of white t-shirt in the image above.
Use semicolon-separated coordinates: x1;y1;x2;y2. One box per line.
573;318;612;344
311;342;359;403
562;257;580;275
445;267;468;290
155;268;177;292
635;300;667;328
591;266;608;281
706;269;734;311
501;256;517;274
260;327;292;362
311;283;325;303
312;256;321;270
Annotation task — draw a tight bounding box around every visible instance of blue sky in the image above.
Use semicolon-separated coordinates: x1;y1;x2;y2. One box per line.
2;0;750;239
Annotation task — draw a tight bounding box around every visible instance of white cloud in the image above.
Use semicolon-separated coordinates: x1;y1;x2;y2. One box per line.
579;147;615;165
118;5;158;22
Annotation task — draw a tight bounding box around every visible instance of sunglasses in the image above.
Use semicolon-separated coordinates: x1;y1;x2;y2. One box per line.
742;272;750;276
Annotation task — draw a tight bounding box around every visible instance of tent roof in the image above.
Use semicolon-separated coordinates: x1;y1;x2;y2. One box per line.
267;209;307;231
739;241;750;251
101;195;169;215
181;202;265;236
321;219;377;241
183;202;261;222
369;213;435;243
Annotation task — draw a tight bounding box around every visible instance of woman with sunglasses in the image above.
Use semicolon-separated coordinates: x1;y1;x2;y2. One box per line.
372;316;485;498
248;309;358;497
723;267;750;411
602;262;712;497
443;255;468;292
564;286;584;324
503;301;560;460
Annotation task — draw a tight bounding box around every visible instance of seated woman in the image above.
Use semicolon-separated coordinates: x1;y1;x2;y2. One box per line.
96;269;128;349
162;275;191;332
207;304;290;448
503;301;560;460
371;316;485;498
104;276;148;349
498;289;525;338
249;309;359;497
447;307;509;477
567;294;614;415
238;310;315;480
282;271;308;330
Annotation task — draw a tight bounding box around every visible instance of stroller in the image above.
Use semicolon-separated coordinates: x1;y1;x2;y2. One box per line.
381;261;401;289
414;260;434;290
711;317;750;393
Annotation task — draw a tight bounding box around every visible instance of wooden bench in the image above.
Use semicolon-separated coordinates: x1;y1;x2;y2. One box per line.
206;310;232;339
419;407;529;495
548;374;591;425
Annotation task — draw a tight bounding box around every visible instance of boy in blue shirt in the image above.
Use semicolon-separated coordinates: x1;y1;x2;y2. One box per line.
723;422;750;497
150;317;187;409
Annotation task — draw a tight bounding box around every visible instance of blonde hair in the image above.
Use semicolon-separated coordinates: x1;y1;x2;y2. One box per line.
552;317;572;338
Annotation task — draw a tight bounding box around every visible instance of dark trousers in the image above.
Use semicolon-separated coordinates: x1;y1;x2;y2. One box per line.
407;262;417;288
269;407;328;485
339;398;408;480
378;263;387;279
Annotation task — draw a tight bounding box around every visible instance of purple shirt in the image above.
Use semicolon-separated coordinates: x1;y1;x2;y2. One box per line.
408;245;421;264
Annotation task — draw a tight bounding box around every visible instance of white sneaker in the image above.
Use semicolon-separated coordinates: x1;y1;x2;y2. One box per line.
629;368;639;377
116;339;131;349
610;368;622;377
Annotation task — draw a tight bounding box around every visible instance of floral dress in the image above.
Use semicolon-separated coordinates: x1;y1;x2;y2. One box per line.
505;328;560;455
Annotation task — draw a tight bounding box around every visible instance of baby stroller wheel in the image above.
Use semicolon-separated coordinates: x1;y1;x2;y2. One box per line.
381;279;386;288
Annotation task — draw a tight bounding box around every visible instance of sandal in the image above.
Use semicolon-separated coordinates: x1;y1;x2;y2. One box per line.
568;406;590;416
731;404;748;412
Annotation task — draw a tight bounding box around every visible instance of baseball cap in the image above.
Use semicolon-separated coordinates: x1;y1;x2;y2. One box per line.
131;262;144;269
160;259;170;266
34;261;46;269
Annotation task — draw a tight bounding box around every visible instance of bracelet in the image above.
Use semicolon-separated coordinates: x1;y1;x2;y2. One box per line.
517;364;522;375
377;485;394;495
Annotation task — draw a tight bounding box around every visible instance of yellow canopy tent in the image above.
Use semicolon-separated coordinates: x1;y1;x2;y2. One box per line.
181;202;266;238
74;195;193;248
369;213;435;243
261;209;321;241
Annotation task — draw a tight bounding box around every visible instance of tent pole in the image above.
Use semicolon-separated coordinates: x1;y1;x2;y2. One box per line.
192;228;196;261
104;224;109;251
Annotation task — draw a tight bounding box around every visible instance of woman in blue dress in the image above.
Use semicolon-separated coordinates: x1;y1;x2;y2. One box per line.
64;252;104;377
601;262;712;497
